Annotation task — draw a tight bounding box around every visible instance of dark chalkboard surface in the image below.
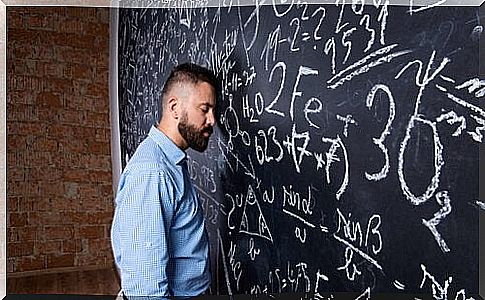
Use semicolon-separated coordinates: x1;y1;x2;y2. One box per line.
117;2;481;298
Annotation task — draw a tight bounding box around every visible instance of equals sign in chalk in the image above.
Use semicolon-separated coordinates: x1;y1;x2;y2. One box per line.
393;280;405;290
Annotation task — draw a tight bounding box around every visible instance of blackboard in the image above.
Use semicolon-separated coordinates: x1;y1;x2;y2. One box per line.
117;2;482;298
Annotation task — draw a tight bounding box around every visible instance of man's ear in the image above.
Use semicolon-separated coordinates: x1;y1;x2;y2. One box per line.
166;96;180;119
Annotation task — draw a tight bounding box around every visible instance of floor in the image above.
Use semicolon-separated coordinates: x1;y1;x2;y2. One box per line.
7;266;121;295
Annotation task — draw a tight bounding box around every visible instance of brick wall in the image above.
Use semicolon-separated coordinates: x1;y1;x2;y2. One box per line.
7;7;113;274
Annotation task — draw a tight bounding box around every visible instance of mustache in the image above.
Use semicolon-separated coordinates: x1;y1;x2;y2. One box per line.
202;127;213;135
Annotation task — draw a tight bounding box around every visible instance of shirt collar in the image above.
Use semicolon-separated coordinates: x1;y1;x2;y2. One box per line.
148;125;186;165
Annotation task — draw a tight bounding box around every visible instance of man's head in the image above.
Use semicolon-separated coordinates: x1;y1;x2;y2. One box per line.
159;63;218;152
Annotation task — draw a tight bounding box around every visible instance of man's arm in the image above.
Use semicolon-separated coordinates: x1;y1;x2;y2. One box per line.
112;169;174;298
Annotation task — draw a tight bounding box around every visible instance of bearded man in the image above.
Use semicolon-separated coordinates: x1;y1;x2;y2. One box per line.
111;63;218;299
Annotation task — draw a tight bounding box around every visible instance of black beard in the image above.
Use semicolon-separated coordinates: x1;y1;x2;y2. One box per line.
178;116;212;152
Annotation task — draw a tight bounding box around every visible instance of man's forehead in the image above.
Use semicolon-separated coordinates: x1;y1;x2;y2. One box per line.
191;82;216;103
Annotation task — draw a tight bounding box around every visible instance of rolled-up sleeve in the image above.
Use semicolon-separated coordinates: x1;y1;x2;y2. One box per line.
111;168;174;299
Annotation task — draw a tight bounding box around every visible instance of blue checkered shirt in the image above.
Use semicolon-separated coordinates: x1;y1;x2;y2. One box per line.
111;126;210;299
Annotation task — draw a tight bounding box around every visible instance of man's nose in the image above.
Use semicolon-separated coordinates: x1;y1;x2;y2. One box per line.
206;110;216;127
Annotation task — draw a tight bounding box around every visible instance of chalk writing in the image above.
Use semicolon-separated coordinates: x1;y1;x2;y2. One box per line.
240;185;274;242
365;84;395;181
118;3;479;297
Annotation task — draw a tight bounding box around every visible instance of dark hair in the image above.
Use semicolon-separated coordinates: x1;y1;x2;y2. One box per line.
161;63;219;105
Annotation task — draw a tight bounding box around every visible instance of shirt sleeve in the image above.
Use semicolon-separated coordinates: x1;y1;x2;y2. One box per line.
112;168;174;299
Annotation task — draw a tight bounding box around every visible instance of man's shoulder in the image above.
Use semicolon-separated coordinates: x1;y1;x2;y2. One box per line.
124;137;170;175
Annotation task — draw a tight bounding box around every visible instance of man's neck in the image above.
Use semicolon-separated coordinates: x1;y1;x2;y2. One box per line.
157;121;187;150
